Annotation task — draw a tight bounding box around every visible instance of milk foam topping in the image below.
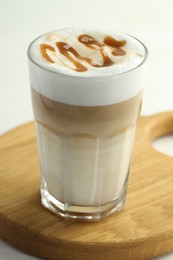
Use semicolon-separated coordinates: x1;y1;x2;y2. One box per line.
28;28;147;106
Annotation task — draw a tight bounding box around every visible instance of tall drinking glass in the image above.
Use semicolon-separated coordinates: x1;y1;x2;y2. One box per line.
27;28;148;221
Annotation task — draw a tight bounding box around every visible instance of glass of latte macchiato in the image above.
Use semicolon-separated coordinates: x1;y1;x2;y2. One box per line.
27;28;148;221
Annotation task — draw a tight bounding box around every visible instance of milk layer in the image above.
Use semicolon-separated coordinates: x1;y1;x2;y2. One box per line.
37;123;135;205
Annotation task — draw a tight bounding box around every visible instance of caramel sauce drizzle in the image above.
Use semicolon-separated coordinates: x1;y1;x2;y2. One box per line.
79;34;126;56
103;36;126;56
40;44;55;63
104;36;126;47
40;34;126;72
56;42;99;72
78;35;114;67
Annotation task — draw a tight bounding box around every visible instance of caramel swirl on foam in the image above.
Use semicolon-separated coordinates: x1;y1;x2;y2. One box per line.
40;44;55;63
40;34;126;72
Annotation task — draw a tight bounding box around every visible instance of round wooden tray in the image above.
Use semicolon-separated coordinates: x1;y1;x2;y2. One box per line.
1;112;173;260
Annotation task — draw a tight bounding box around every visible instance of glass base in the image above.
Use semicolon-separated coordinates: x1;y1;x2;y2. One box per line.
40;175;127;222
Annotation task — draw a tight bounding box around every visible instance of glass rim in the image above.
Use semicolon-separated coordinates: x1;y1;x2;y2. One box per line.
27;27;149;80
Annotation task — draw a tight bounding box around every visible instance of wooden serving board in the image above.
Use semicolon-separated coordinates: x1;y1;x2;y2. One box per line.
1;112;173;260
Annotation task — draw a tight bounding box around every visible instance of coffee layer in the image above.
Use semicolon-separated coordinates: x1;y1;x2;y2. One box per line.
31;87;142;137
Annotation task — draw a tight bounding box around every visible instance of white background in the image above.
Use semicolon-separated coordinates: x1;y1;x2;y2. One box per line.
1;0;173;259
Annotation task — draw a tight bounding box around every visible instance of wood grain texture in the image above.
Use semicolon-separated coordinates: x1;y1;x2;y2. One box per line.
1;112;173;260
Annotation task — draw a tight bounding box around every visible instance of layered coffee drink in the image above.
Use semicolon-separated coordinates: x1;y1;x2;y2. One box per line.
28;28;147;220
